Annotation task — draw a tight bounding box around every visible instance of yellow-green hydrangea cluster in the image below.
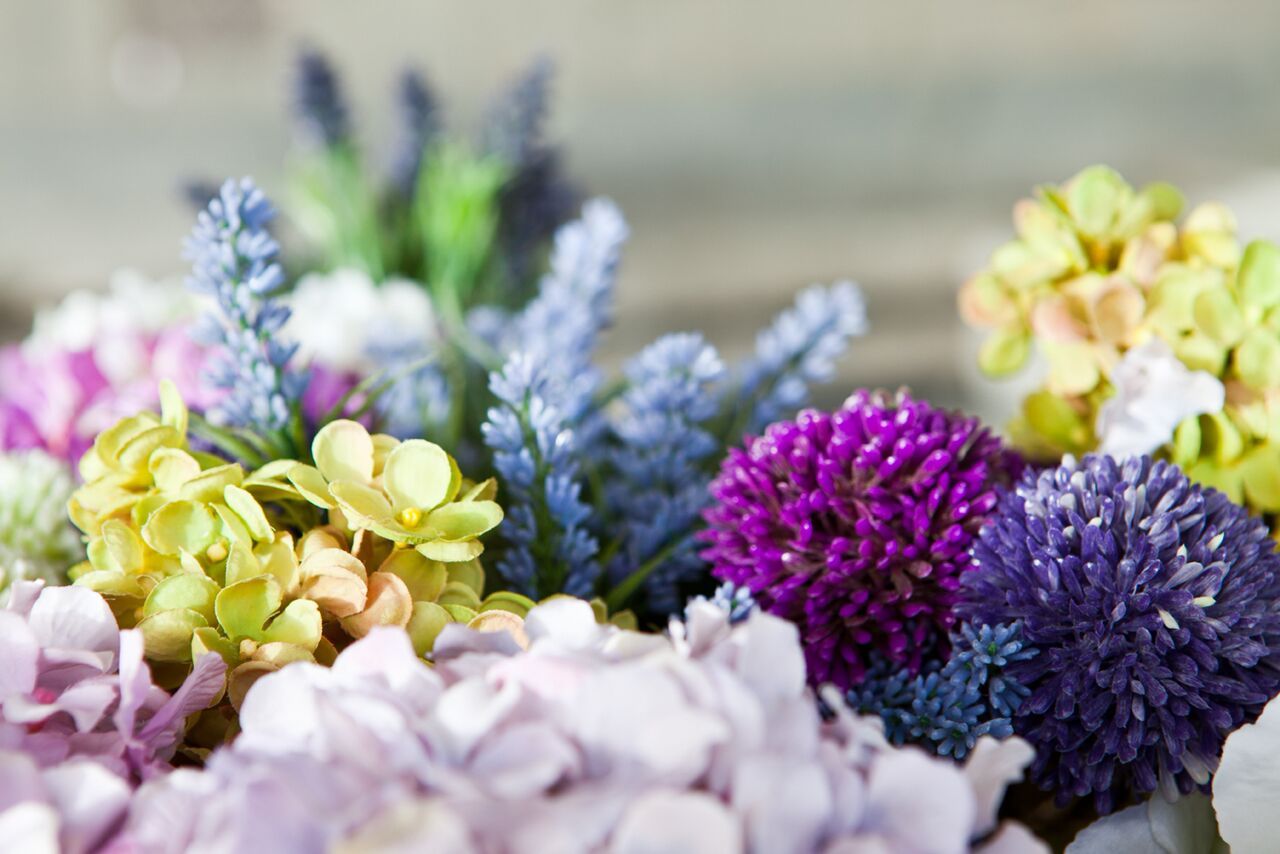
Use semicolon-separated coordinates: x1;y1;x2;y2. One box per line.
962;165;1280;528
68;382;517;708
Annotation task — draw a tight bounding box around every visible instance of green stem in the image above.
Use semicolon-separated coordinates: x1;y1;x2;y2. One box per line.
604;539;681;613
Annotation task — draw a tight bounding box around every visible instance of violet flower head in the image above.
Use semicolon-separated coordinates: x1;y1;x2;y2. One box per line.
700;389;1022;690
960;454;1280;813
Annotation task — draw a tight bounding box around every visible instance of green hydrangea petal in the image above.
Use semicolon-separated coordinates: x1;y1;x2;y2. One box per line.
437;580;482;610
406;600;451;656
261;599;322;650
416;539;484;563
424;501;503;541
383;440;456;512
223;485;273;543
215;575;282;642
142;500;219;557
144;574;220;624
330;481;395;527
138;608;209;662
377;549;447;603
286;464;335;509
312;419;375;485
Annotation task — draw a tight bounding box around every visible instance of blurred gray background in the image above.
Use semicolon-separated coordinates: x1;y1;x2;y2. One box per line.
4;0;1280;419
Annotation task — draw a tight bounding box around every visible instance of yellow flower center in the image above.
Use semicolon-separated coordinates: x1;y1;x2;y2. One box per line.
397;507;423;528
206;541;229;562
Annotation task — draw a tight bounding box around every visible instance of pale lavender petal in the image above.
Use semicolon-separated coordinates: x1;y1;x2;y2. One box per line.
611;790;742;854
0;611;39;697
136;651;226;749
42;760;131;854
27;587;119;661
0;802;60;854
963;737;1035;838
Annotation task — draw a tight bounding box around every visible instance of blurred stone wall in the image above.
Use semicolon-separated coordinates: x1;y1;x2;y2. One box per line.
3;0;1280;418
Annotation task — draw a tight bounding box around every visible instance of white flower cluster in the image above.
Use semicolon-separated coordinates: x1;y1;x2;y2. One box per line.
0;450;79;592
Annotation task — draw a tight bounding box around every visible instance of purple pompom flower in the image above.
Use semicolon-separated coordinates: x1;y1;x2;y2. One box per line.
959;455;1280;813
700;390;1022;690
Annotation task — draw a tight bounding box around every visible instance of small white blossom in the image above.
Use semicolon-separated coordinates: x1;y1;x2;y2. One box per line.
1095;340;1225;459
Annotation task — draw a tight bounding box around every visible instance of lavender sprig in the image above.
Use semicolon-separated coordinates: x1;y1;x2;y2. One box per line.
480;56;552;167
388;68;440;201
606;333;726;614
737;281;867;435
482;354;600;598
292;49;350;150
184;178;307;457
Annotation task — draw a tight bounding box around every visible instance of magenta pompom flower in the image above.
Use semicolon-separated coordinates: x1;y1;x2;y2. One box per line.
700;390;1022;689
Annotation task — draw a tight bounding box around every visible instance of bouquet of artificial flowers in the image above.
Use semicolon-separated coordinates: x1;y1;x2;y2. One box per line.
2;48;1279;852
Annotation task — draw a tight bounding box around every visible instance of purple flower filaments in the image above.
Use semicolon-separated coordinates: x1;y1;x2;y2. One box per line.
700;390;1021;689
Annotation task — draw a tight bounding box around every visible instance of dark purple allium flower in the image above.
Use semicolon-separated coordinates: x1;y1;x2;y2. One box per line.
959;454;1280;814
699;390;1022;690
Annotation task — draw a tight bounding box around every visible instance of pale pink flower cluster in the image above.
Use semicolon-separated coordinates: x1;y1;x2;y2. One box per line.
114;599;1045;854
0;582;225;854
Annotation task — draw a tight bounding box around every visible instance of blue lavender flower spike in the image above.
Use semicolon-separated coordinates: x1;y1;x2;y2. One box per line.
482;353;600;598
480;56;553;167
961;454;1280;813
184;177;307;446
510;198;628;372
607;333;726;613
292;48;350;150
389;68;440;199
738;281;867;434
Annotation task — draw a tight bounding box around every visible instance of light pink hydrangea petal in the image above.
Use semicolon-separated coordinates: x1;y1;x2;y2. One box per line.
42;759;132;854
0;611;39;697
27;586;119;666
611;790;743;854
522;598;602;650
1066;802;1162;853
963;736;1035;837
0;751;48;811
137;651;227;749
977;822;1051;854
862;749;975;854
1211;692;1280;852
0;802;60;854
731;755;834;853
